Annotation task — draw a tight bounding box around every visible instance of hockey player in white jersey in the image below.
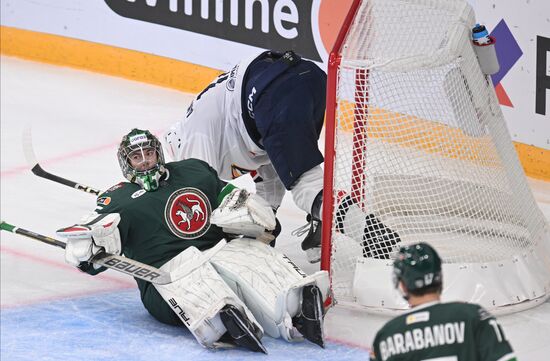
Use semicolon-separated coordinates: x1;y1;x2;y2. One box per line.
165;50;401;263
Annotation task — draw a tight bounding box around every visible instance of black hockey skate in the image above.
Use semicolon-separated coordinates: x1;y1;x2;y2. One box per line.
292;285;325;348
361;214;401;259
219;305;267;354
293;214;322;264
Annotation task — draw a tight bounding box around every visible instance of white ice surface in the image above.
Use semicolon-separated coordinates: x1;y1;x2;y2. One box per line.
1;56;549;360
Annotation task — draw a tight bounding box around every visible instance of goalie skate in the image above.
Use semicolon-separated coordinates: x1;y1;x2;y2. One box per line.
292;285;325;348
219;305;267;354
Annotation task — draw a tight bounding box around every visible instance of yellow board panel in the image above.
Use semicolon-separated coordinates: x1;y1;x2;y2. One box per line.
514;143;550;181
338;102;550;181
0;26;222;94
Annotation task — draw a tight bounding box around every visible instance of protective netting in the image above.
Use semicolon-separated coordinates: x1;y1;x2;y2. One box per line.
327;0;550;305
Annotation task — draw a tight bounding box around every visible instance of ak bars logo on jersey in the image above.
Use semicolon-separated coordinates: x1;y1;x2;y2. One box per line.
104;0;322;61
165;188;212;239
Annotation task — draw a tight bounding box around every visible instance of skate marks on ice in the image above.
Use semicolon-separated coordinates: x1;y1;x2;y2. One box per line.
0;289;370;361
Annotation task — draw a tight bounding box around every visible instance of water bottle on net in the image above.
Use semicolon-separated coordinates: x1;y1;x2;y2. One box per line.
471;23;499;75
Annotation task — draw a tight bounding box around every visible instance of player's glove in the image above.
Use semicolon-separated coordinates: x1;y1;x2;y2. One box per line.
360;213;400;259
211;188;277;243
57;213;122;271
335;195;401;259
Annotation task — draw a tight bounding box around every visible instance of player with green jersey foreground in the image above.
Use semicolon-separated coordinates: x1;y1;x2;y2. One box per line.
56;128;329;354
371;243;516;361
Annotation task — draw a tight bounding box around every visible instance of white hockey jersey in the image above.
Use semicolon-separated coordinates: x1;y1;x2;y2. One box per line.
165;53;287;209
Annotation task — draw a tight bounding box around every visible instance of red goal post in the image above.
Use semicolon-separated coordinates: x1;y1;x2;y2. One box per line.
321;0;364;273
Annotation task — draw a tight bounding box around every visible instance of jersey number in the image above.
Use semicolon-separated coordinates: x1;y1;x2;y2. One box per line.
186;72;229;117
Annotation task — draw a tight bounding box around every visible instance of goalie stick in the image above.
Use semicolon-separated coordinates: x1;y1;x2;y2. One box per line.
22;127;102;196
0;220;226;285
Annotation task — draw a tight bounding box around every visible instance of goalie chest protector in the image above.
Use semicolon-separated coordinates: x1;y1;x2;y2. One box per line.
95;159;227;269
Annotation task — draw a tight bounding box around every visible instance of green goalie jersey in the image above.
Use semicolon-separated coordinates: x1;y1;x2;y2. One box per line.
372;301;516;361
87;158;230;325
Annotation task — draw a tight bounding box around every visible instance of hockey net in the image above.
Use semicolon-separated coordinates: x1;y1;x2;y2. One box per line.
321;0;550;314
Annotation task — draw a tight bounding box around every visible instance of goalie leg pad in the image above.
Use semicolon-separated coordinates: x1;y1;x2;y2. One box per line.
210;238;329;343
153;246;264;350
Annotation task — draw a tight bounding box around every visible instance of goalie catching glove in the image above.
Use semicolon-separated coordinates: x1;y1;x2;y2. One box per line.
211;188;277;243
56;213;122;270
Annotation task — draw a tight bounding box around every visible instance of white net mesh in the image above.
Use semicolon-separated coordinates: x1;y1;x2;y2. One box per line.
327;0;550;306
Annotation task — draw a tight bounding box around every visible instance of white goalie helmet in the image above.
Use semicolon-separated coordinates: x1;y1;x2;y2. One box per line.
117;128;166;192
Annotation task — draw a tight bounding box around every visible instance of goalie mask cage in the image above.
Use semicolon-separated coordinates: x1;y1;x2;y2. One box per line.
321;0;550;314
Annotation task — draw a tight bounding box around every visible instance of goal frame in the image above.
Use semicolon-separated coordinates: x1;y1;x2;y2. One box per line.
321;0;363;272
320;0;550;315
